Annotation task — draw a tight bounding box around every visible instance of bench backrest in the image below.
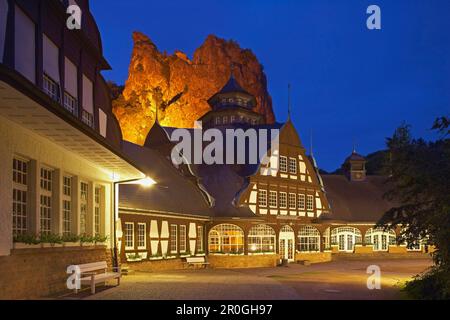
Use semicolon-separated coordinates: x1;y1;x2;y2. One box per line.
186;257;206;263
76;261;108;273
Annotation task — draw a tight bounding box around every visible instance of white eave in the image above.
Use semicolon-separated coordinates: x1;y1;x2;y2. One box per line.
0;79;144;181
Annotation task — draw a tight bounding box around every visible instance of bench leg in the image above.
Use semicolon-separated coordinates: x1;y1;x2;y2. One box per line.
117;277;121;286
91;277;96;295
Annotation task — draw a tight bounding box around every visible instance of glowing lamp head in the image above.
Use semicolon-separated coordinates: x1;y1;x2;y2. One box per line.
138;177;157;187
250;244;257;252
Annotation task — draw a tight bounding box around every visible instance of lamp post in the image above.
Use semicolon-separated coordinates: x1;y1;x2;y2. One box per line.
112;177;156;269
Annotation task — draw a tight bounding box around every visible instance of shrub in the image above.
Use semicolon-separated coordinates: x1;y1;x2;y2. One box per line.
39;233;63;244
13;233;40;245
403;266;450;300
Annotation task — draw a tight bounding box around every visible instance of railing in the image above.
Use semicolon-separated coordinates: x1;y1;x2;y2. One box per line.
81;109;94;128
63;91;78;117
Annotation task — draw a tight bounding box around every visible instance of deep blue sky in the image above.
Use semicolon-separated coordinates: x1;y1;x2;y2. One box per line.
91;0;450;172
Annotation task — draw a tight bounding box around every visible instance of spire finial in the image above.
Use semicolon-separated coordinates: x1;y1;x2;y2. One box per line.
287;83;292;120
352;139;357;153
230;62;235;78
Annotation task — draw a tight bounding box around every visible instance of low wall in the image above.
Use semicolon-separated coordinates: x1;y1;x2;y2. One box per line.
295;252;332;264
126;258;186;272
208;254;278;268
0;245;112;300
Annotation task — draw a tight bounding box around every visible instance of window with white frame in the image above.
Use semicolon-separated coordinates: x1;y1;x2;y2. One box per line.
269;191;277;208
179;225;187;252
196;225;204;252
289;193;296;209
40;167;53;235
208;224;244;254
82;75;94;128
62;176;72;235
258;190;267;207
170;224;178;253
230;115;236;123
306;195;314;211
298;225;321;252
279;192;287;209
43;73;60;102
124;222;134;250
279;156;287;173
298;194;306;210
289;158;297;174
137;223;146;249
364;228;396;251
80;182;88;234
94;186;101;235
12;158;28;236
222;116;228;125
63;91;78;116
248;224;276;253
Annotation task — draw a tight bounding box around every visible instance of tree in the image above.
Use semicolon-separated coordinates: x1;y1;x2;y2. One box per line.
377;116;450;299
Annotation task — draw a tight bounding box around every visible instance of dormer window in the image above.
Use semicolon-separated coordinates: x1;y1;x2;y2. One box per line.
63;91;78;116
43;35;60;102
64;57;78;116
82;74;94;128
222;116;228;125
230;115;236;123
215;117;221;125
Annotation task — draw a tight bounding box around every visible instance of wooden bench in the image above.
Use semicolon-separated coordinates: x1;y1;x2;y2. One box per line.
74;261;121;294
185;256;210;268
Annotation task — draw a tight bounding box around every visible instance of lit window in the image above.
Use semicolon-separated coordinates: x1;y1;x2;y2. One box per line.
279;156;287;173
137;223;146;249
94;187;101;235
80;182;88;234
12;158;28;236
196;226;204;252
179;225;187;252
170;224;178;253
298;226;320;252
230;115;236;123
269;191;277;208
215;117;221;125
124;223;134;250
258;190;267;207
222;116;228;125
364;228;396;251
279;192;287;209
331;227;362;252
306;195;314;211
289;193;296;209
289;158;297;174
298;194;306;210
208;224;244;254
248;224;276;254
62;176;72;235
40;167;53;235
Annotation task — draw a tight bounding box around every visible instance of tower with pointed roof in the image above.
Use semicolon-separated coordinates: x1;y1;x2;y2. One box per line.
198;74;264;127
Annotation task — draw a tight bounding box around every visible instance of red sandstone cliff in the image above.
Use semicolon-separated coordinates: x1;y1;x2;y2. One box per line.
112;32;275;145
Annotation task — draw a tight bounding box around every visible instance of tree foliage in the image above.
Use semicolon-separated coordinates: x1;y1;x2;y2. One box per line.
377;116;450;299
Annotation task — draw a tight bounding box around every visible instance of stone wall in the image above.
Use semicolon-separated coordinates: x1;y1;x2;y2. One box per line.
126;258;186;272
295;252;332;264
0;246;112;299
208;254;278;268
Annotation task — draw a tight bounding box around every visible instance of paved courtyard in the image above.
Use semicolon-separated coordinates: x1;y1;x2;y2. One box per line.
67;258;431;300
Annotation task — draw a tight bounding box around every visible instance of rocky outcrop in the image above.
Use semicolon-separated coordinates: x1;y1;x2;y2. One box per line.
112;32;275;145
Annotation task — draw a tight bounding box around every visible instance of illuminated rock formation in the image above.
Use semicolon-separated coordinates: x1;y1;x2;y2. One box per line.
112;32;275;145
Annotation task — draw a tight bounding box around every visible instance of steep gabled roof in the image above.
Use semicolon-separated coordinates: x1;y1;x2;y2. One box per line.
120;141;213;217
321;175;397;223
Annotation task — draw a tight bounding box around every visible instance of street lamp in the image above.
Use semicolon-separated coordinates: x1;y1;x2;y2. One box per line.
112;176;156;268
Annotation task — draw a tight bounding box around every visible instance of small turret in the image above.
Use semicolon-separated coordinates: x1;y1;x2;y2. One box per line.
344;149;367;181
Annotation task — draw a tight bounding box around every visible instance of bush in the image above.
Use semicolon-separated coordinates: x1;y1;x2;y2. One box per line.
39;233;63;244
13;233;40;245
61;233;80;243
403;266;450;300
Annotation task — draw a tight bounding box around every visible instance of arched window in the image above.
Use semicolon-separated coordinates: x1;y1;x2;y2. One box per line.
331;227;362;252
248;224;276;254
298;226;321;252
208;224;244;254
365;228;396;251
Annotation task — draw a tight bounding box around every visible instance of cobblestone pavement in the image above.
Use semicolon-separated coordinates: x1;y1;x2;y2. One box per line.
79;258;431;300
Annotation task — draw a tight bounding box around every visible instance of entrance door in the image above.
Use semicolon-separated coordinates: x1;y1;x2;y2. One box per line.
338;233;354;252
279;226;295;262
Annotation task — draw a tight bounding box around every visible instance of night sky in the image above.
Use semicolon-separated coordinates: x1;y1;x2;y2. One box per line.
91;0;450;172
